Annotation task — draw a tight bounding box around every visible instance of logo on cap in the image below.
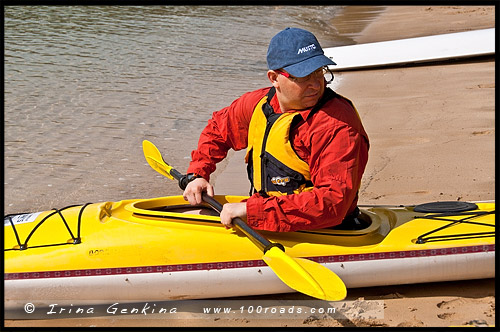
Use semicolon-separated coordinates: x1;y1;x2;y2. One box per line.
297;44;317;55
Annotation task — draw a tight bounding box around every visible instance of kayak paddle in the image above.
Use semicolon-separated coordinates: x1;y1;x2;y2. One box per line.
142;140;347;301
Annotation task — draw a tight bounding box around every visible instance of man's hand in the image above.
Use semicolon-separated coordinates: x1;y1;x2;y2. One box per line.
220;202;247;229
182;177;214;205
183;178;247;228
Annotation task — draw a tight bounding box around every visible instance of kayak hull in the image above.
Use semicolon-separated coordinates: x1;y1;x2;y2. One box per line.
6;245;494;309
324;28;495;71
4;196;495;309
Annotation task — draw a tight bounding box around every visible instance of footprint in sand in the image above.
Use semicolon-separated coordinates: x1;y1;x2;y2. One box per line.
471;130;493;136
436;298;467;310
437;312;455;319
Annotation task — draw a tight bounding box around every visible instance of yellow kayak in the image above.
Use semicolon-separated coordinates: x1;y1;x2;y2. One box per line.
4;195;495;308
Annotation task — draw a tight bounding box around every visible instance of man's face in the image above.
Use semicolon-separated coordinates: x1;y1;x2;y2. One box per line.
269;68;326;111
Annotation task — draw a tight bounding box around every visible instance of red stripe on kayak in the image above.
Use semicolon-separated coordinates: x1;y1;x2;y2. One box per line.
307;244;495;264
5;244;495;281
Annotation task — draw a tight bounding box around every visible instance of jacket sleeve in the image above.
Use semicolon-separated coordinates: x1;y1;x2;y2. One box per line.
186;89;265;180
245;117;369;232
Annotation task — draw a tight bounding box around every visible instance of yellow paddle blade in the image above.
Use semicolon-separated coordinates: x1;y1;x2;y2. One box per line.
263;247;346;301
142;140;174;180
291;256;347;301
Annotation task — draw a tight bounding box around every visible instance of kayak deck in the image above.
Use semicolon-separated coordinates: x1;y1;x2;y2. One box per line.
5;196;495;264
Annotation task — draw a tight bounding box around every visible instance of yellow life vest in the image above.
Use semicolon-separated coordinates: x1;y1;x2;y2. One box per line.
245;87;335;196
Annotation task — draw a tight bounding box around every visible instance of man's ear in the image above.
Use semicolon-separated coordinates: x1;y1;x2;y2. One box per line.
267;70;280;88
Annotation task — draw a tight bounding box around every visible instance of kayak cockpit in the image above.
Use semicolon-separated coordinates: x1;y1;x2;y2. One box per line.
120;195;387;237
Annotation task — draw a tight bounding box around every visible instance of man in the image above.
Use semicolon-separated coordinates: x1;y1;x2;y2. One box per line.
183;27;369;232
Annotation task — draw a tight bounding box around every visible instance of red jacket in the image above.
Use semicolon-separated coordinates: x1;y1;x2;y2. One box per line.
187;87;369;232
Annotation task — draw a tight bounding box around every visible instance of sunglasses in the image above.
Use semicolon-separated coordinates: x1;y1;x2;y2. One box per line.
276;66;334;84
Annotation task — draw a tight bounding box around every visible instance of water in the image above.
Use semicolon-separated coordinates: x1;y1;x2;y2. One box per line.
4;6;384;214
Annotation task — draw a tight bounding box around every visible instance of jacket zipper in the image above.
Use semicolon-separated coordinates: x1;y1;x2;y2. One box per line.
260;118;274;193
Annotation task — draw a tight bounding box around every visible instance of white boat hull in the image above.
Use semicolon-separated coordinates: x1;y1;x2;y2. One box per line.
324;28;495;71
5;245;494;310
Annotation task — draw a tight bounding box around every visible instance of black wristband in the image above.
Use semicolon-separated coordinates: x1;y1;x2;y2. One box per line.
186;173;202;182
179;173;203;190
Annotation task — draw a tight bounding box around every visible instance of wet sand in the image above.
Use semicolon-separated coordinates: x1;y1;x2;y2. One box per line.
4;5;495;328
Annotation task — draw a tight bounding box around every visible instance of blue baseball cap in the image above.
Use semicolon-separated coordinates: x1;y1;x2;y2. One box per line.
267;27;336;78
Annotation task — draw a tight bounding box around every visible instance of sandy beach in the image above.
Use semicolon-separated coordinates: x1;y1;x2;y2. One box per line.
330;6;494;328
4;5;495;329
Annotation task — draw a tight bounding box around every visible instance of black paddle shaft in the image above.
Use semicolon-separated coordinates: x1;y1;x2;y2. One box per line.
202;193;278;253
173;169;284;253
